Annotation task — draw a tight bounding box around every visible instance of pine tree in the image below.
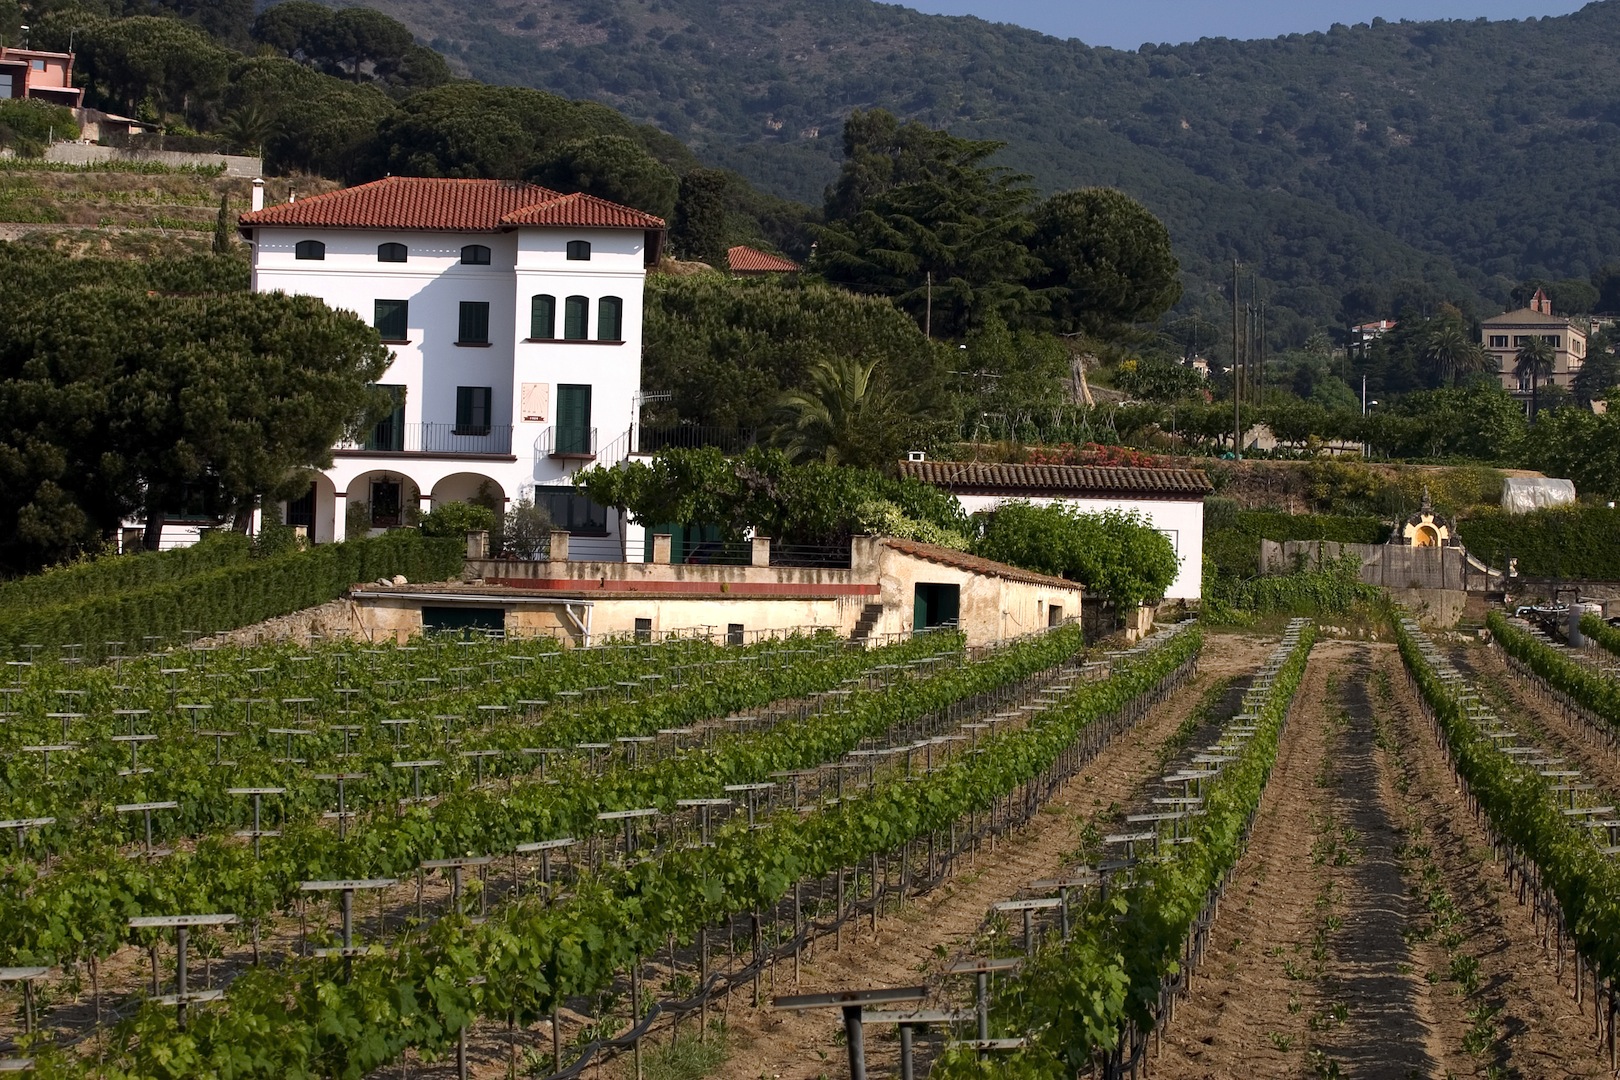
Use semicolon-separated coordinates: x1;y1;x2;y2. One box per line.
212;194;232;255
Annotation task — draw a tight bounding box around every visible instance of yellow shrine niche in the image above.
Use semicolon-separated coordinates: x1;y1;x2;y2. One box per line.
1397;488;1452;548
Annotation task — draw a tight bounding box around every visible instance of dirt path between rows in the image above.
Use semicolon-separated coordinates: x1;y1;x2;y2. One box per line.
694;632;1277;1080
1155;639;1616;1080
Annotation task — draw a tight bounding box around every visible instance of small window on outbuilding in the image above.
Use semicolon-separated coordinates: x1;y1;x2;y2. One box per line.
634;617;652;643
461;244;491;265
566;240;591;261
377;242;408;263
726;623;745;646
295;240;325;261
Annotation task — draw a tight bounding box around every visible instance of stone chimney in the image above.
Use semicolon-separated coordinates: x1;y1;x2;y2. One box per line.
251;177;264;213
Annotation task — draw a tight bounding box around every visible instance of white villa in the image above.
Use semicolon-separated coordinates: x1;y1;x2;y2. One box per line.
238;176;666;560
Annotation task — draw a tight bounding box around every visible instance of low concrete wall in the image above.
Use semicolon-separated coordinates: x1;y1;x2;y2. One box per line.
1387;588;1469;628
1260;540;1491;592
44;143;263;176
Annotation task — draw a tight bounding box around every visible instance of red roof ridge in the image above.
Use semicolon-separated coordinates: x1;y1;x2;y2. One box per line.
727;244;799;272
239;175;664;232
879;536;1078;591
896;459;1213;497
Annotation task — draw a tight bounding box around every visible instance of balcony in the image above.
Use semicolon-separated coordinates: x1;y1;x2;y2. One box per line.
635;425;758;455
337;422;515;457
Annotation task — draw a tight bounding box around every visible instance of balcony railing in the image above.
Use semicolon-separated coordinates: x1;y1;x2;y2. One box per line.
535;426;598;460
635;425;759;455
338;423;514;455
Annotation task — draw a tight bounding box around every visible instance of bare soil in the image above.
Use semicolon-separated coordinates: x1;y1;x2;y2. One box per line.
1154;640;1616;1080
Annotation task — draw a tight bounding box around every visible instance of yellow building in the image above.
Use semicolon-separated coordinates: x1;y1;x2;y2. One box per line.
1481;288;1586;403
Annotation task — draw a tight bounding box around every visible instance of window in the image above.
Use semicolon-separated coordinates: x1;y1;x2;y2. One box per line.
726;623;745;646
364;385;406;451
563;295;588;340
1513;336;1532;348
461;244;491;265
530;294;556;340
566;240;591;261
533;486;610;536
1543;335;1561;347
377;242;408;263
458;301;490;345
0;74;11;99
455;386;492;436
634;617;652;643
370;480;402;528
555;384;592;455
30;60;45;72
295;240;326;261
374;299;408;342
597;296;623;341
1488;335;1508;348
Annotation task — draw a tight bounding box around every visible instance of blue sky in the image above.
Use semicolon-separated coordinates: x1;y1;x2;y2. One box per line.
895;1;1589;49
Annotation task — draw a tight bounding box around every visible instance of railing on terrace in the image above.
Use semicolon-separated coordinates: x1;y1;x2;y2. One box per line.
635;426;759;455
770;543;854;569
338;423;514;456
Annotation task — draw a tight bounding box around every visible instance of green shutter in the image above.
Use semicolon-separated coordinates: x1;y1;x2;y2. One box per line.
374;300;408;341
597;296;622;341
530;295;555;339
459;302;489;344
556;384;592;454
563;296;588;340
456;386;472;431
366;384;406;451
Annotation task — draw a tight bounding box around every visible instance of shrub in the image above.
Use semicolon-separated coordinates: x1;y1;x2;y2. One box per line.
0;99;80;156
1457;506;1620;579
420;500;495;538
503;497;552;559
973;501;1178;608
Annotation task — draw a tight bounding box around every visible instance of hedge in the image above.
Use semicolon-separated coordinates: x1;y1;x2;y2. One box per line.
1457;506;1620;580
1204;499;1388;579
0;532;255;613
0;532;464;660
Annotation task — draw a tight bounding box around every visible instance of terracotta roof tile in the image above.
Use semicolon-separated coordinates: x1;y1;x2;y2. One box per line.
500;191;665;229
727;244;799;272
880;537;1079;590
239;176;665;232
897;460;1214;498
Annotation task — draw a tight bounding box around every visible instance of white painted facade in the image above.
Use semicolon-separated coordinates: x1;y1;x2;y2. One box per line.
953;494;1206;601
243;186;660;561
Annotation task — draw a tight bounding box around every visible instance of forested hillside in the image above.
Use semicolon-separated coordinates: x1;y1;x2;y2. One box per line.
335;0;1620;340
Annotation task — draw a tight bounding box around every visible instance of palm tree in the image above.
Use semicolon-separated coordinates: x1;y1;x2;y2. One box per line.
771;355;894;467
1424;320;1488;386
1515;336;1557;418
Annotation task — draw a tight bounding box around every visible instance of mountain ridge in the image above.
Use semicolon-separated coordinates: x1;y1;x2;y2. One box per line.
329;0;1620;338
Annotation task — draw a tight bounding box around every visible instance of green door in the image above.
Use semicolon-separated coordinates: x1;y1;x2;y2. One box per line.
556;384;592;455
913;584;960;632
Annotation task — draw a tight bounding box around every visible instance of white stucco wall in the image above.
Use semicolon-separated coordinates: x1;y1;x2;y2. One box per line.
956;495;1205;600
249;223;648;549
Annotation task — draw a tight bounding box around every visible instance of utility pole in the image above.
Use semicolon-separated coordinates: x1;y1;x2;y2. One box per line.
1231;259;1241;456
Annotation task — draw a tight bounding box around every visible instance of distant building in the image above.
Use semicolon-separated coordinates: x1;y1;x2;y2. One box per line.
726;245;798;277
1352;319;1396;344
1481;288;1587;402
895;460;1214;601
0;47;82;108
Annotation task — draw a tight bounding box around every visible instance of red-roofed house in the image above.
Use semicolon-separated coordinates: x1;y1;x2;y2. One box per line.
726;245;798;276
238;176;666;556
0;47;83;108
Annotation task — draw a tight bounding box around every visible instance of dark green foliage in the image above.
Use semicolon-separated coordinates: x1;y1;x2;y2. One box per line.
815;110;1040;337
670;168;728;264
1458;507;1620;580
222;56;394;177
211;193;231;254
0;99;79;156
0;531;463;657
1203;552;1381;625
1203;505;1388;580
972;501;1178;608
1362;382;1528;462
530;135;678;219
643;273;952;440
419;500;495;538
1031;188;1181;336
0;530;250;613
577;447;968;549
368;0;1620;343
0;245;387;571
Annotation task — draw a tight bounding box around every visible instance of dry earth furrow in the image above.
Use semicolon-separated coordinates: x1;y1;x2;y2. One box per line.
688;632;1278;1080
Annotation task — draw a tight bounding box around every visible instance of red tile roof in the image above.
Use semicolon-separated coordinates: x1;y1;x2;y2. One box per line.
239;176;665;232
727;244;799;273
880;538;1079;591
897;460;1214;498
